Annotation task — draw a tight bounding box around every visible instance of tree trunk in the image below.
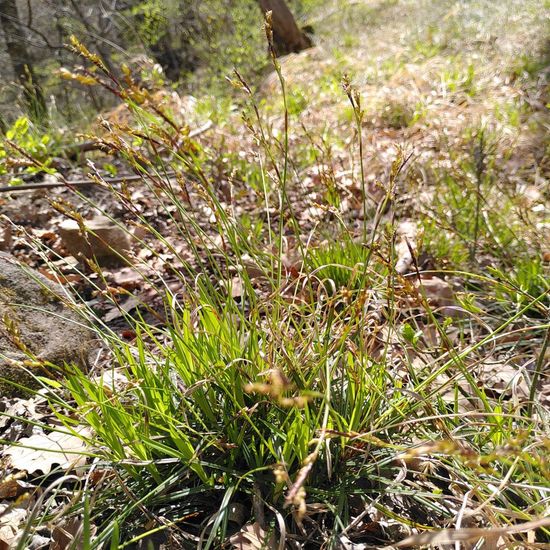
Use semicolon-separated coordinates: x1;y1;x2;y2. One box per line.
149;32;188;82
0;0;47;122
258;0;312;57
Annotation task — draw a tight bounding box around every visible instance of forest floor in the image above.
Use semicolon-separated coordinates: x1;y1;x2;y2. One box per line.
0;0;549;548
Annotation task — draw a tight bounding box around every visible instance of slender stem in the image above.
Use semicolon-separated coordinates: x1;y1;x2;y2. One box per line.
527;325;550;418
470;130;486;262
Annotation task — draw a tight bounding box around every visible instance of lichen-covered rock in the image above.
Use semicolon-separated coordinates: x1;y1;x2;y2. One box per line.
0;253;94;398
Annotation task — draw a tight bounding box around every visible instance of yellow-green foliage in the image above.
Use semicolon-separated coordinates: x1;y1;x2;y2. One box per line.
0;116;58;184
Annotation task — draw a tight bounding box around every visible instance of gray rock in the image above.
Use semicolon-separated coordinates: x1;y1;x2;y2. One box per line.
0;253;94;397
58;216;132;267
0;224;12;251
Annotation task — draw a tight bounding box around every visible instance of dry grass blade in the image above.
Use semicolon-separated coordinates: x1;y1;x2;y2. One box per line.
390;517;550;548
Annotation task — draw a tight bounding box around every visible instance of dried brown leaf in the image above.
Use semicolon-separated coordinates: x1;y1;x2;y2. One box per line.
0;504;27;549
229;522;277;550
4;428;90;475
51;517;96;550
390;517;550;548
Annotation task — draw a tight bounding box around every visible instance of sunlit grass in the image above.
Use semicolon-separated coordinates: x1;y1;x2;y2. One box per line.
1;1;549;548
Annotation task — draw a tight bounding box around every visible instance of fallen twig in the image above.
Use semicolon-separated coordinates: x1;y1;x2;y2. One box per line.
0;120;213;193
0;172;175;193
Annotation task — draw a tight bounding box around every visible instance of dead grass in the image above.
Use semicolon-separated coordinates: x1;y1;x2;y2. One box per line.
1;1;549;547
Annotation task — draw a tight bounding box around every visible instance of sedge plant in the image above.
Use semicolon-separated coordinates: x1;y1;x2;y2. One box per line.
2;22;549;549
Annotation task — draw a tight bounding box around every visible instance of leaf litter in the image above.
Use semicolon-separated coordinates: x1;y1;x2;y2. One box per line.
0;0;549;547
